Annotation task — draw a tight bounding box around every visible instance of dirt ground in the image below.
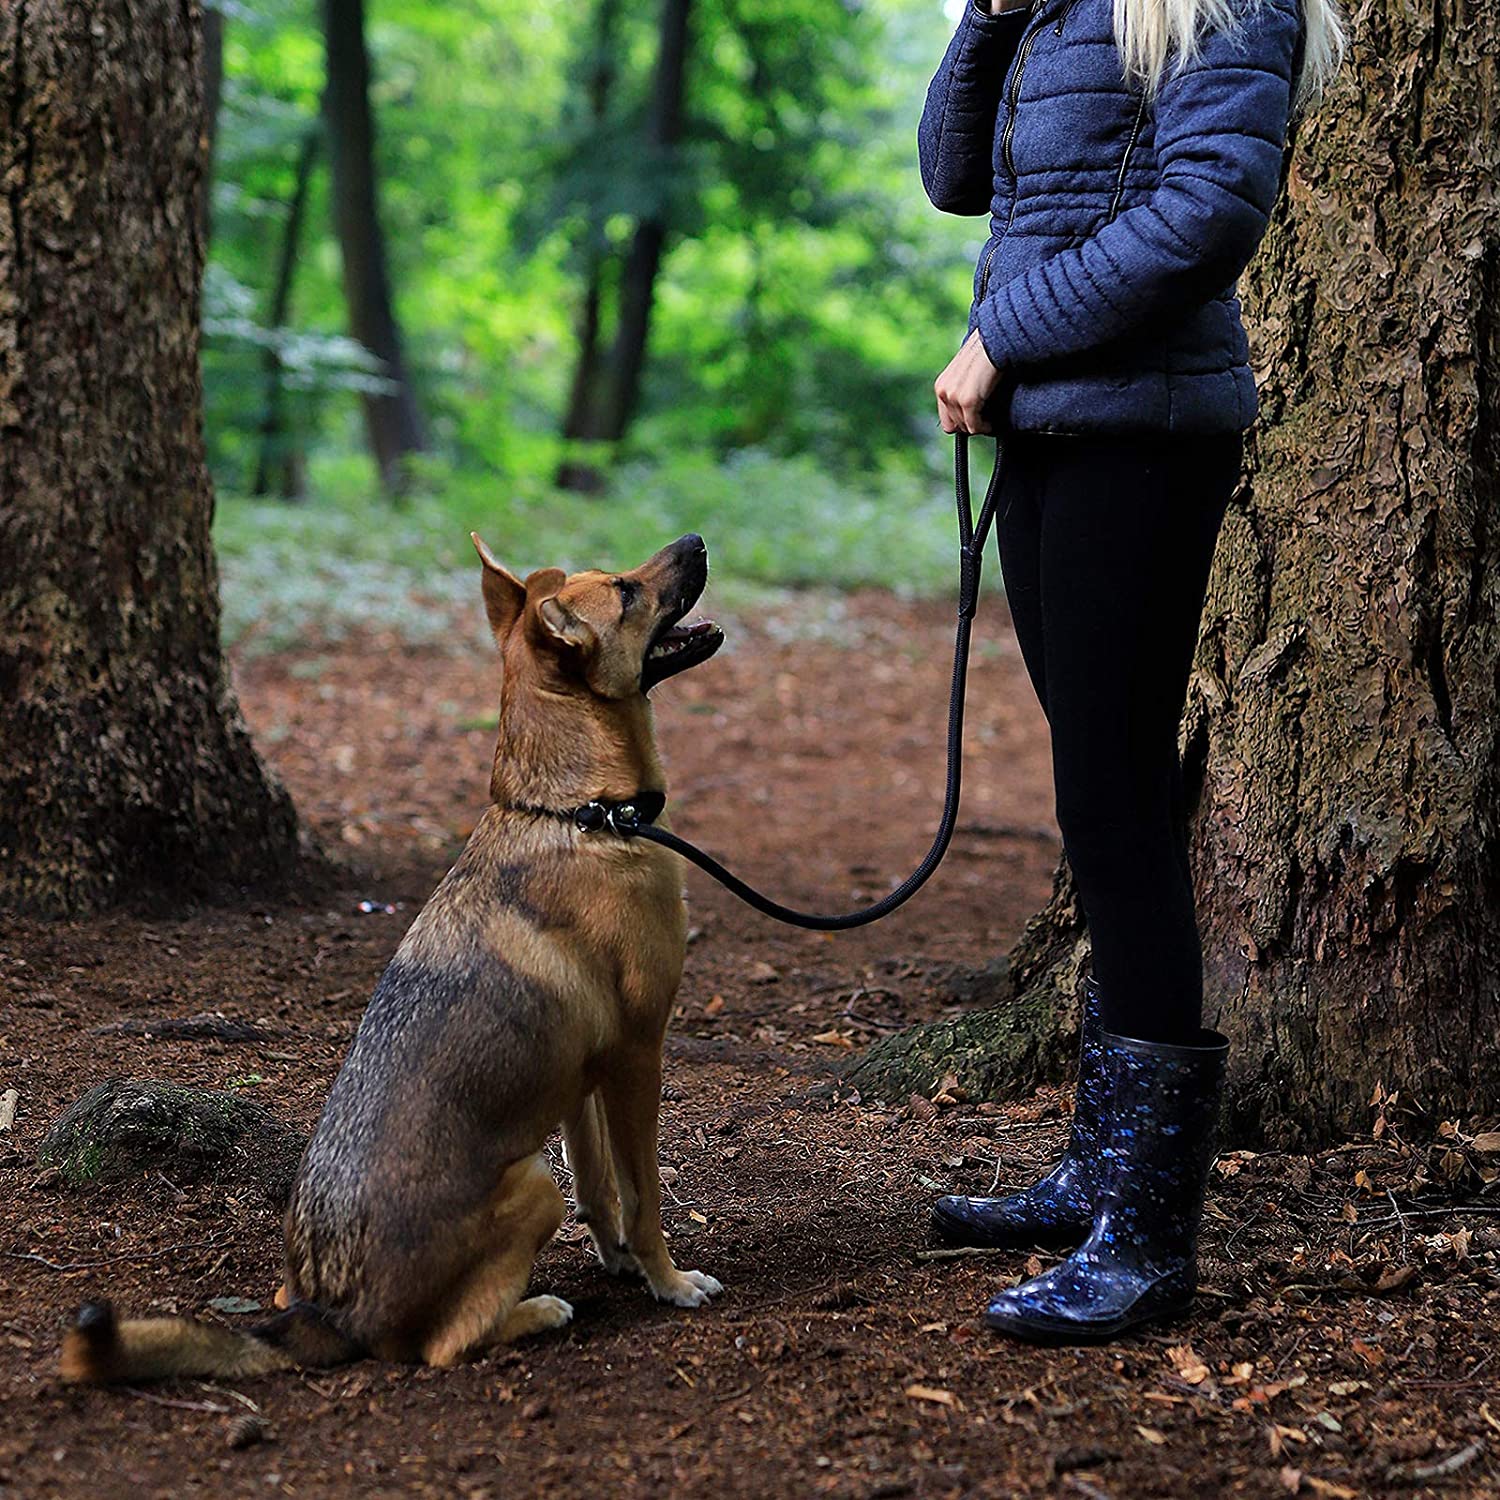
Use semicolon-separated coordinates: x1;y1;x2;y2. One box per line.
2;592;1497;1499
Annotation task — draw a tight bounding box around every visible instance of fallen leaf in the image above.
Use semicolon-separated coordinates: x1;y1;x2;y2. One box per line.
809;1030;854;1048
1471;1131;1500;1154
746;960;780;984
1279;1465;1303;1494
1373;1263;1417;1294
1166;1344;1210;1385
1303;1479;1358;1499
905;1384;956;1407
1136;1425;1167;1446
703;994;725;1017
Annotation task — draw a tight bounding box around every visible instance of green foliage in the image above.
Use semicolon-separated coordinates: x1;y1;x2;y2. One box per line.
216;442;985;650
205;0;984;630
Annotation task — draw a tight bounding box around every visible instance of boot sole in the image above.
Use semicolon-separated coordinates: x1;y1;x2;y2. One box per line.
983;1297;1194;1346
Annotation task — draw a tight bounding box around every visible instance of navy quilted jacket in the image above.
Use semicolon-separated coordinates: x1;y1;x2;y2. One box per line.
919;0;1303;434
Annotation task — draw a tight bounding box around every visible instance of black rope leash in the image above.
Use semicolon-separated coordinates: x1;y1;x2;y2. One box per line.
573;433;1004;931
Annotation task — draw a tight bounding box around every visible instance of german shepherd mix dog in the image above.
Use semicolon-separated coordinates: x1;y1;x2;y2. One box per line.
61;534;726;1381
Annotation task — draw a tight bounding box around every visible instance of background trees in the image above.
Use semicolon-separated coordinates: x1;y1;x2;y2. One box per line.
198;0;972;495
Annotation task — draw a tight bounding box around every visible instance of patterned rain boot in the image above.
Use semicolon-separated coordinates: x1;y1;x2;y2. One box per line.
930;976;1108;1250
983;1027;1228;1343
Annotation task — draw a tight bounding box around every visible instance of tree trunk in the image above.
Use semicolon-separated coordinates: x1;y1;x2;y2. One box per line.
600;0;692;439
569;0;693;445
252;127;321;500
0;0;302;916
201;3;224;243
322;0;425;494
558;0;620;492
853;3;1500;1148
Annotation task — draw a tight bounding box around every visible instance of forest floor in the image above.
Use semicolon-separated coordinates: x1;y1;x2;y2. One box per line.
2;592;1497;1499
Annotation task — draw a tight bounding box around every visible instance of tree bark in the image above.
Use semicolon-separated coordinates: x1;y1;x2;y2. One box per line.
252;127;321;500
853;2;1500;1147
0;0;301;916
201;3;224;243
322;0;425;493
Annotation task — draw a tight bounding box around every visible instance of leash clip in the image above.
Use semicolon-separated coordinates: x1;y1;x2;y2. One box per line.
574;802;609;833
574;800;642;837
608;803;641;835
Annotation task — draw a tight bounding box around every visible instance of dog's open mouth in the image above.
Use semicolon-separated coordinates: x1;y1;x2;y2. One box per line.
642;617;724;691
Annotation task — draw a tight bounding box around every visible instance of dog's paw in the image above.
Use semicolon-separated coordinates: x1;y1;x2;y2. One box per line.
653;1269;724;1308
530;1295;575;1330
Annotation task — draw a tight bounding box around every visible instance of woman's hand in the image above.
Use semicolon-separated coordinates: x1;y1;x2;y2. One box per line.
935;329;1001;435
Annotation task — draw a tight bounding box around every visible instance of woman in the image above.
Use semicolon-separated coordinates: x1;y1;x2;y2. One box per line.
919;0;1344;1342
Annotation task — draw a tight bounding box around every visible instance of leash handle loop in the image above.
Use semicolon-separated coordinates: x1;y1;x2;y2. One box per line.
599;434;1004;932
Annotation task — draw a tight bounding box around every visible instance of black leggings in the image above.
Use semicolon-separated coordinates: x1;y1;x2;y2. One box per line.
994;430;1241;1044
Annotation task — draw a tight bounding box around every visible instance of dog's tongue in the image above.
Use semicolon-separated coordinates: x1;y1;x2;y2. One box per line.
649;619;717;660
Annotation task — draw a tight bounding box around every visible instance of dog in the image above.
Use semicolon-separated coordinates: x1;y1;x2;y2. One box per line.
61;533;726;1381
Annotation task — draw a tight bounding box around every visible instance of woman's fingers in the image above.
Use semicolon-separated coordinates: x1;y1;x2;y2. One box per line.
960;397;991;435
935;379;959;433
936;334;1000;435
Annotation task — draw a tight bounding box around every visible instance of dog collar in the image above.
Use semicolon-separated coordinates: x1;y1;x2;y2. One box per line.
504;789;667;837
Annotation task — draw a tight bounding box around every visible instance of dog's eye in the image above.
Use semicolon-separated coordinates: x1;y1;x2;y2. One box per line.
613;578;639;613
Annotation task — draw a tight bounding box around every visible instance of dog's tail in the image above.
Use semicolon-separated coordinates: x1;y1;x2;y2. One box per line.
60;1299;361;1384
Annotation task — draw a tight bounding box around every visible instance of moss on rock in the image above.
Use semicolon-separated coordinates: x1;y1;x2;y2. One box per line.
38;1078;306;1204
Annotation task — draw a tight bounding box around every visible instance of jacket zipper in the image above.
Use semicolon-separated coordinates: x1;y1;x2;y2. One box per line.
977;239;1000;300
1001;0;1082;196
1105;92;1149;224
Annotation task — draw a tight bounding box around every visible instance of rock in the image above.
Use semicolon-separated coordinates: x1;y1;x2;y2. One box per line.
37;1079;306;1204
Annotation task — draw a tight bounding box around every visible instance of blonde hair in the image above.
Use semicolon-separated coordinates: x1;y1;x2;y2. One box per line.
1114;0;1347;114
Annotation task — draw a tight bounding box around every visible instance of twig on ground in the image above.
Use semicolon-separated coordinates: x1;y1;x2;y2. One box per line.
123;1387;232;1414
1388;1440;1484;1484
1272;1329;1308;1380
914;1246;1020;1263
3;1237;225;1273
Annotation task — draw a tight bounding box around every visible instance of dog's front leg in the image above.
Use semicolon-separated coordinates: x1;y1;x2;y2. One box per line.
600;1048;723;1308
563;1092;636;1277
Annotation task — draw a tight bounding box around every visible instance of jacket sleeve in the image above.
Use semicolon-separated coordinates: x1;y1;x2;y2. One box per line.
974;0;1299;365
918;2;1031;216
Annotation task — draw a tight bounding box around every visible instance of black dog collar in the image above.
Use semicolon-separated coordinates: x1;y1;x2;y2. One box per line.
505;789;666;837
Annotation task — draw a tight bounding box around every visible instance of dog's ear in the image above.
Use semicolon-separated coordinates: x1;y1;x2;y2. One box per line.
536;597;594;652
471;533;526;645
529;569;594;652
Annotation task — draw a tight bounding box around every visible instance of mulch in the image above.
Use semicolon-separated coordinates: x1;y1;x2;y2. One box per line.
1;592;1495;1498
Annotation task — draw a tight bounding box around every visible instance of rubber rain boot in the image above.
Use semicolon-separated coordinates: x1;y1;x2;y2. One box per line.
983;1027;1228;1343
930;975;1108;1250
